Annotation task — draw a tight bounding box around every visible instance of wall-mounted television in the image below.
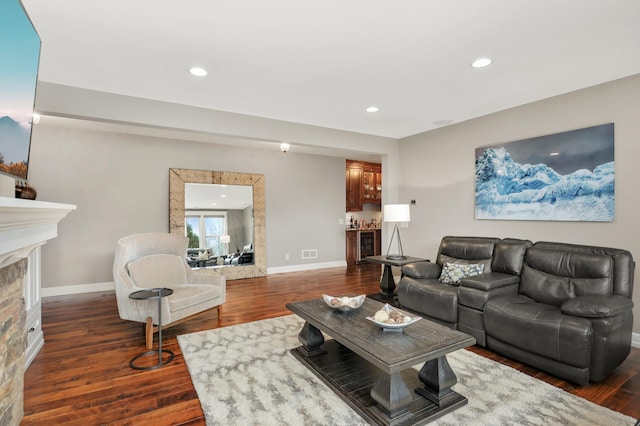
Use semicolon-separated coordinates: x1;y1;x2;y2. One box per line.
0;0;41;182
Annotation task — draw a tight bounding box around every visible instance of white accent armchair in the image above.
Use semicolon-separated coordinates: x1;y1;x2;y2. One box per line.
113;233;226;349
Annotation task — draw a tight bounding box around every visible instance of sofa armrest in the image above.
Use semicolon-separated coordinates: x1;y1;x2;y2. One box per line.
459;272;519;291
561;295;634;318
401;261;439;279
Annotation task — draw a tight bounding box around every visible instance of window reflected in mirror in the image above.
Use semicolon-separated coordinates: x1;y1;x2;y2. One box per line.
183;183;254;268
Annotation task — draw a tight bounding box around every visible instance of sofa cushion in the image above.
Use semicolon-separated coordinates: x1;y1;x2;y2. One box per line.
436;236;498;272
439;262;484;284
397;277;459;324
491;239;531;275
485;295;592;368
439;255;492;273
128;254;187;289
402;262;440;279
519;247;613;306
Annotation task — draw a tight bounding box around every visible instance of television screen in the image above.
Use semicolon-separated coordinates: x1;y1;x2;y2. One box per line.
0;0;41;181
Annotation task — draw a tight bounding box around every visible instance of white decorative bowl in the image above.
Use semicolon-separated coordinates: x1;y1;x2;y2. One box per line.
366;303;421;332
322;294;366;312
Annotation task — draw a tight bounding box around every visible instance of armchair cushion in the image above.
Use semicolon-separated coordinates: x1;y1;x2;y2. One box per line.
439;262;485;284
169;284;223;313
128;254;187;289
561;295;634;318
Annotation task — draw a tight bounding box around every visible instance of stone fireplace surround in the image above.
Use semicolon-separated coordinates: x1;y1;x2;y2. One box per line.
0;197;75;425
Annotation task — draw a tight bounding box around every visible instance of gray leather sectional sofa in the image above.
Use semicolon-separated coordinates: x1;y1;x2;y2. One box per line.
397;236;635;385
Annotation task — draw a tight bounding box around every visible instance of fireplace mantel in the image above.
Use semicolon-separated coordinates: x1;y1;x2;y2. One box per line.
0;196;76;269
0;196;75;423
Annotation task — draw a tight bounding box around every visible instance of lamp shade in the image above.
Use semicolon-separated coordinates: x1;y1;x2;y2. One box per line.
220;235;231;243
383;204;410;222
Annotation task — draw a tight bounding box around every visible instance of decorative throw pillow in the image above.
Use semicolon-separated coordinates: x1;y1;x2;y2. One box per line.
439;262;485;285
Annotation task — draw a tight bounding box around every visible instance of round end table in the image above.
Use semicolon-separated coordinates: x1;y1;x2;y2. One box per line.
129;287;175;370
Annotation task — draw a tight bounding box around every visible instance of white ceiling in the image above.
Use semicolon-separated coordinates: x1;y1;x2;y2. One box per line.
22;0;640;139
185;183;253;210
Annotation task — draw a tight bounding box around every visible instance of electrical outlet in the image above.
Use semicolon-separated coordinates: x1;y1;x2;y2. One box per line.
285;253;290;260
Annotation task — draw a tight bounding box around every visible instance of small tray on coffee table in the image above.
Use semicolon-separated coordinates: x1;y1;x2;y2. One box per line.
366;303;421;332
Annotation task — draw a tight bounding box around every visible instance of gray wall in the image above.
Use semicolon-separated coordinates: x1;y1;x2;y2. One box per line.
28;122;346;288
398;73;640;333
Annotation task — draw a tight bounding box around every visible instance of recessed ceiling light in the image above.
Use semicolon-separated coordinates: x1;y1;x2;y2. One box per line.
366;106;379;113
471;58;492;68
189;67;208;76
220;194;227;198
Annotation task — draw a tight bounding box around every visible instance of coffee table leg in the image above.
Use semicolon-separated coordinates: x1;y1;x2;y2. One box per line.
296;321;326;357
380;264;396;296
416;355;458;406
370;372;413;423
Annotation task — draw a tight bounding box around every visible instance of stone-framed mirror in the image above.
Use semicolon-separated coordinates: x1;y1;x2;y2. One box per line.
169;168;266;279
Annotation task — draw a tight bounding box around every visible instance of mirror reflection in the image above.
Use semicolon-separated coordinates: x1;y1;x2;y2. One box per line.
184;183;255;268
169;168;266;279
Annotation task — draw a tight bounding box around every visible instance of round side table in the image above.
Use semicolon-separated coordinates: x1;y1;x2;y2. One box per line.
129;287;175;370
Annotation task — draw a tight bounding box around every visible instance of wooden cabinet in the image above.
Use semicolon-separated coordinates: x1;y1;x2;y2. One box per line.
346;160;381;211
346;229;382;265
346;163;363;212
362;164;382;204
346;231;358;265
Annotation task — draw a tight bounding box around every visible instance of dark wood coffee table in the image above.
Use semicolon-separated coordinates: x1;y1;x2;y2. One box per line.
286;298;475;425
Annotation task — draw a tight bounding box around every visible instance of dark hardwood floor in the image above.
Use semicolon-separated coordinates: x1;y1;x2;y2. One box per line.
22;264;640;425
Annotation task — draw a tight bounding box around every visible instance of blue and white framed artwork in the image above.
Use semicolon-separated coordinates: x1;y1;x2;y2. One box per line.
475;123;614;222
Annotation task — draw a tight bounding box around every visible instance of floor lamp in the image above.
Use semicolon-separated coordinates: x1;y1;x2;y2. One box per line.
220;235;231;254
384;204;410;260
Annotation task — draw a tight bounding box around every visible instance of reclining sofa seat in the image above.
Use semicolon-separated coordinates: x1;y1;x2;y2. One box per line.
484;241;635;385
397;236;500;328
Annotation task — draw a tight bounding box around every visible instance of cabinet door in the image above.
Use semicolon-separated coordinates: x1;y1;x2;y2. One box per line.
346;231;358;265
375;229;382;256
375;172;382;201
363;170;376;201
346;167;363;211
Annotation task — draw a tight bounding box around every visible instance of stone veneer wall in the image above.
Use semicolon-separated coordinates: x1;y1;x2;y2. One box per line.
0;259;27;425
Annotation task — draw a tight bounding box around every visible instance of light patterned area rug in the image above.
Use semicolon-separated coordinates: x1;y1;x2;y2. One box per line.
177;315;635;426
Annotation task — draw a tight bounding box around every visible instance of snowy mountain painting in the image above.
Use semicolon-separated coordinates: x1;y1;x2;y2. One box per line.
475;123;614;222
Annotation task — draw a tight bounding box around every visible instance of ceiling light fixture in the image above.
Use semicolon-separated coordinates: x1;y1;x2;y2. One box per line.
550;152;560;156
366;106;379;113
189;67;208;77
471;58;492;68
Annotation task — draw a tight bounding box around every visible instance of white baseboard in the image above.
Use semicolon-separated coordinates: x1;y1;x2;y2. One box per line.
41;281;115;297
633;332;640;349
267;261;347;275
